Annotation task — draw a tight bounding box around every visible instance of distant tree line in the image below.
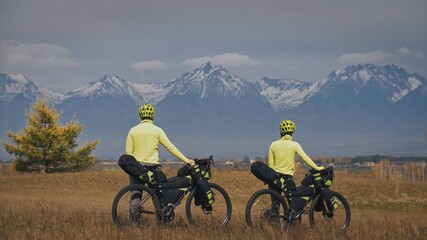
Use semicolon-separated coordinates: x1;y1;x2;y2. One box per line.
351;155;426;164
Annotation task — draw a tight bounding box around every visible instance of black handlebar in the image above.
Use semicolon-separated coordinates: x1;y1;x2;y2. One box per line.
194;155;214;166
310;166;333;173
310;166;334;179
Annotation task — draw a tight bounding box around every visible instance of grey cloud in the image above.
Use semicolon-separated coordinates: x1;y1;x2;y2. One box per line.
0;0;425;90
0;41;79;71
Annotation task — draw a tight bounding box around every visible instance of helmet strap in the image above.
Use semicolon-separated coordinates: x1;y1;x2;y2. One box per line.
141;116;154;120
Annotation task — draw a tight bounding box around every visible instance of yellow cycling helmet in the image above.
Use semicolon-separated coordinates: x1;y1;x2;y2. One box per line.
139;104;155;120
279;119;295;135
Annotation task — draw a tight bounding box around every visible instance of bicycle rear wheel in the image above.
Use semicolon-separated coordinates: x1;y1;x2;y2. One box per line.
245;189;288;228
308;190;351;233
185;183;232;226
112;184;161;227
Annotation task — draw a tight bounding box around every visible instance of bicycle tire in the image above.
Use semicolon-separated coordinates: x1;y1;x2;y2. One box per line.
112;184;161;227
185;182;232;226
245;189;288;228
308;190;351;233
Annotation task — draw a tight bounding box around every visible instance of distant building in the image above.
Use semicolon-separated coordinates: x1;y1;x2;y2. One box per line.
224;161;235;167
366;162;375;167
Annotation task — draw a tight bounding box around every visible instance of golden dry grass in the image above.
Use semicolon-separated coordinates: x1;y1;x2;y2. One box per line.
1;167;426;240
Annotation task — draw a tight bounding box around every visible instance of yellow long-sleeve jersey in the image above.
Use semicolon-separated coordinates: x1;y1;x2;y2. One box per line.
125;120;189;164
268;135;323;176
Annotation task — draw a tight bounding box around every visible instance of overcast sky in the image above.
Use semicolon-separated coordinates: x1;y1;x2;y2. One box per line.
0;0;426;91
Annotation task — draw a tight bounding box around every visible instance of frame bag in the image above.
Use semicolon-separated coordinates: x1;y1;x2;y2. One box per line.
161;176;192;204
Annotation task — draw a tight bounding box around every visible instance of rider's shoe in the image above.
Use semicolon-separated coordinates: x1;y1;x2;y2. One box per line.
129;198;141;223
129;206;142;223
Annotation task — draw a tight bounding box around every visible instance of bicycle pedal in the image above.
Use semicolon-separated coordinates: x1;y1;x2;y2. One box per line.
202;205;212;214
325;212;334;219
303;208;309;215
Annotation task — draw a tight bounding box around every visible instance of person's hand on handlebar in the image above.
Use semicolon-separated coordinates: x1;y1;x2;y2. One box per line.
316;166;325;171
187;159;195;166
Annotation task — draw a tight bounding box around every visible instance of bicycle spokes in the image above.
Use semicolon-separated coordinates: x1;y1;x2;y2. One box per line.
245;189;288;228
112;184;161;227
309;191;351;233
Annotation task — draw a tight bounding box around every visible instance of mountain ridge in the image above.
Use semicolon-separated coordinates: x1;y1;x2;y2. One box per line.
1;63;425;110
1;63;426;158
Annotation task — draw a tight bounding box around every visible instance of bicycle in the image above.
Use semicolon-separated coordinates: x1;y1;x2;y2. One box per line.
112;156;232;227
245;167;351;233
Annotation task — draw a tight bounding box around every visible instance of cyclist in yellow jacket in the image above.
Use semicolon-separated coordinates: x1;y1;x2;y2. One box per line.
268;119;324;220
268;119;324;175
125;104;194;167
120;104;194;220
122;104;195;183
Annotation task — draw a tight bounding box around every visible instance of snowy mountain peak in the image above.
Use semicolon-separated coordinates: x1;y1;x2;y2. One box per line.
190;62;229;81
319;64;426;102
100;75;126;85
66;75;144;104
167;62;253;99
199;61;214;73
0;73;63;102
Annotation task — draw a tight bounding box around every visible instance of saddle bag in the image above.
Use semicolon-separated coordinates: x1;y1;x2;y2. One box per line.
118;154;147;178
118;154;166;185
250;161;280;185
251;161;291;192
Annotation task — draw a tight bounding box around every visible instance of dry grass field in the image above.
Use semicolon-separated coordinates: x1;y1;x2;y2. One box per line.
1;166;426;240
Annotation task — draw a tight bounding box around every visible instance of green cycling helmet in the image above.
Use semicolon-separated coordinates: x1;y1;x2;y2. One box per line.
279;119;295;134
139;104;155;120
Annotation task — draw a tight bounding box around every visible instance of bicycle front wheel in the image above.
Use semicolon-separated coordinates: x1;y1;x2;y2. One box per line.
185;183;232;226
112;184;161;227
308;190;351;233
245;189;288;228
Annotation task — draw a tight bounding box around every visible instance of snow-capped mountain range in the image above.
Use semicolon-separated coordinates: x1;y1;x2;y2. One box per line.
3;62;422;109
1;63;426;158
